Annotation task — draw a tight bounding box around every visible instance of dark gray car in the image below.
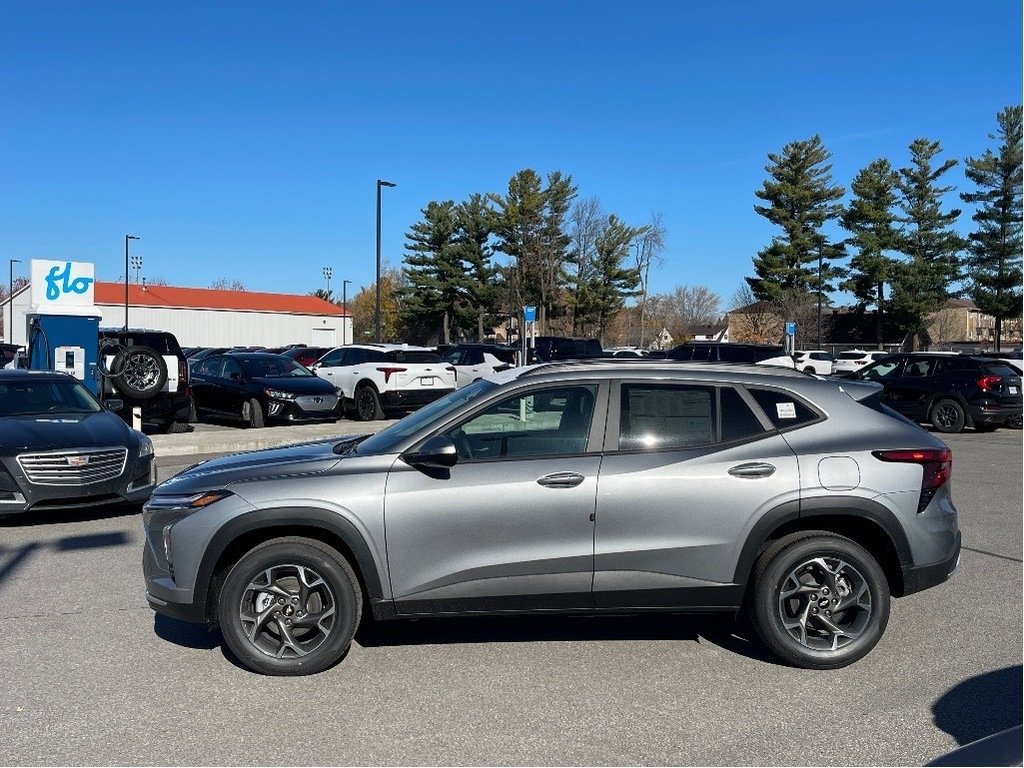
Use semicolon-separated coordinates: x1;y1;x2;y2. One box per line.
0;370;155;515
143;362;961;675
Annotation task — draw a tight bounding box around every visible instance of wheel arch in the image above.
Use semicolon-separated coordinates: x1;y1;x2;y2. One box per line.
356;378;380;393
734;497;912;597
195;506;385;626
927;392;973;428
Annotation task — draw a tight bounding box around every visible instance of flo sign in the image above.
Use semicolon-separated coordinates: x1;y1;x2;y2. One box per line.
30;259;96;311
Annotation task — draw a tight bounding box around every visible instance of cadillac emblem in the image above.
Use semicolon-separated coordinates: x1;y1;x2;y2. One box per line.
67;455;90;467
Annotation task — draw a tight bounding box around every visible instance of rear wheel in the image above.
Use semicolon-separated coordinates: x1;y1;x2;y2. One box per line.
748;532;890;669
355;385;384;421
930;398;965;433
217;537;362;676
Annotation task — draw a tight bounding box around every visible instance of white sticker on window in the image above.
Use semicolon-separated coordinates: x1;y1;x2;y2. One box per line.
776;402;797;419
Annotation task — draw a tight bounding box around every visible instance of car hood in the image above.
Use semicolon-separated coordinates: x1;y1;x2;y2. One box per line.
155;436;366;495
0;411;132;453
252;376;337;394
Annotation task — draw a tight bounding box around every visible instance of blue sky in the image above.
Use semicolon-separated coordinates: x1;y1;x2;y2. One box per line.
1;1;1020;312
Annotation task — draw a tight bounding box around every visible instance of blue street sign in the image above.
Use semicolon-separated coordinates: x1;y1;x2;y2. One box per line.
785;322;797;336
524;305;537;323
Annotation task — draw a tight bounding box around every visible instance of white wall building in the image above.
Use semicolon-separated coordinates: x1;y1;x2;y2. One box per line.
3;281;351;348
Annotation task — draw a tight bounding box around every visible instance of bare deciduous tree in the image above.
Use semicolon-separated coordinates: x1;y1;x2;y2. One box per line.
633;213;666;347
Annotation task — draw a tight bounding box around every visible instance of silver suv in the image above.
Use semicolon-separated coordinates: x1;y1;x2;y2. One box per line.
143;361;960;675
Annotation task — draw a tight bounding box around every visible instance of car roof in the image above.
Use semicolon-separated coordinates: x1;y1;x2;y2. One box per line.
0;369;76;382
507;359;810;384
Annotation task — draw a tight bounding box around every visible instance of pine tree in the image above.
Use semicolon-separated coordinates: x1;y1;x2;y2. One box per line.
584;215;641;342
841;158;901;347
747;135;845;301
455;194;499;341
961;105;1023;351
889;138;966;343
400;201;467;344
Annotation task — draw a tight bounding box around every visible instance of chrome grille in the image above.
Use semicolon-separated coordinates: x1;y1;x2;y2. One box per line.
295;394;339;412
17;448;128;486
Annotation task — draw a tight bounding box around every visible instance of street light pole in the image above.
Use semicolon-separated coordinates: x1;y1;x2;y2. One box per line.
8;258;21;344
342;279;351;345
323;266;333;297
816;241;823;348
124;234;140;331
375;179;396;343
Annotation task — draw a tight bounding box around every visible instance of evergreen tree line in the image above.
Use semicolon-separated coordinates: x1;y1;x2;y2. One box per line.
394;169;668;346
748;105;1022;350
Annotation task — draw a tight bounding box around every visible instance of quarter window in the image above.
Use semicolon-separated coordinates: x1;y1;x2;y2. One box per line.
748;388;819;429
721;387;767;442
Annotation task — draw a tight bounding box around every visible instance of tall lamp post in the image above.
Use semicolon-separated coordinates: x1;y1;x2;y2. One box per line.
323;266;333;297
342;279;351;345
131;254;143;284
8;258;21;344
816;241;823;348
124;234;140;331
375;179;396;342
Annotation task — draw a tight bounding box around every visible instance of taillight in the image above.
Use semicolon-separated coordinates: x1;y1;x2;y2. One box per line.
873;448;952;512
178;360;188;390
976;375;1002;392
376;366;407;383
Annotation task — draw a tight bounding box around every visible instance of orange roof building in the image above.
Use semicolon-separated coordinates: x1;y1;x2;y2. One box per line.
5;281;352;348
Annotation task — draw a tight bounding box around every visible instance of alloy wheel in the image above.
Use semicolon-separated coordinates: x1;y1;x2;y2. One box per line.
777;556;872;652
238;564;337;659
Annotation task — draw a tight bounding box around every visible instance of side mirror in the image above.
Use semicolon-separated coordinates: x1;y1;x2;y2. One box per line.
105;398;124;412
402;435;459;469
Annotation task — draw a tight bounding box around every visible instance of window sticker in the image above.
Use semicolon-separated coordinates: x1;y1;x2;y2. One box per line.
776;402;797;419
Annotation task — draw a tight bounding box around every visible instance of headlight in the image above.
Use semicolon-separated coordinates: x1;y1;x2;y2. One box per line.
264;388;297;400
146;489;234;511
137;433;154;457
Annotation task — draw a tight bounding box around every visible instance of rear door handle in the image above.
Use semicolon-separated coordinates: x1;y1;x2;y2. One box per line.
537;472;585;488
728;462;776;479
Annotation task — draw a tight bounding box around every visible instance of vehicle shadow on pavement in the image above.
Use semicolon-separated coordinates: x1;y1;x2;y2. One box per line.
0;531;131;588
153;614;221;650
0;503;143;528
932;665;1023;745
354;612;782;664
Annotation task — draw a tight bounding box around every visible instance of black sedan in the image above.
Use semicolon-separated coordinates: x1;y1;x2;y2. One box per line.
190;353;341;428
0;370;155;517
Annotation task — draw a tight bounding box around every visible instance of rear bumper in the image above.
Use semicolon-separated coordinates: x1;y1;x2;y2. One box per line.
901;529;961;596
968;401;1022;426
379;388;454;411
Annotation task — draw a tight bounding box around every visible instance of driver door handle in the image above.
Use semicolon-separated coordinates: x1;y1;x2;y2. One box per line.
537;472;585;488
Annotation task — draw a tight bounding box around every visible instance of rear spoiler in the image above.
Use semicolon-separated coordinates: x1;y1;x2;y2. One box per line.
838;379;884;403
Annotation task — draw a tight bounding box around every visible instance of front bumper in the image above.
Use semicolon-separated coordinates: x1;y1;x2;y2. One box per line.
901;529;961;595
0;454;154;516
266;395;341;423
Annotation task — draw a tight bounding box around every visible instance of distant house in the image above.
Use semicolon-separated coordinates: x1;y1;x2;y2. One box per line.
688;324;728;342
926;299;995;345
724;301;784;344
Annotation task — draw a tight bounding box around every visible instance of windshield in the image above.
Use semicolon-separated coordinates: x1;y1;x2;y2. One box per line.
239;356;313;378
355;378;498;455
0;379;104;416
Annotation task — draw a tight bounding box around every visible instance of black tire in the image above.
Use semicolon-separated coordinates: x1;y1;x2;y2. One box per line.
216;536;362;676
242;397;265;428
111;346;167;400
1007;413;1022;429
930;398;965;433
748;531;890;670
188;397;197;424
163;419;189;434
355;385;384;421
803;366;815;374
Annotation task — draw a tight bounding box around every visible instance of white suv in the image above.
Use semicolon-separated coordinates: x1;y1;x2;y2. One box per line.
793;350;835;375
313;344;456;421
833;349;891;376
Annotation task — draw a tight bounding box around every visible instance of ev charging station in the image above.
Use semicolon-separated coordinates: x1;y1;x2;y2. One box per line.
26;259;100;394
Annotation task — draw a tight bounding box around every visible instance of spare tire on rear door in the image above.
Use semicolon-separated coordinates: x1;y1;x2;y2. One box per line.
111;346;168;400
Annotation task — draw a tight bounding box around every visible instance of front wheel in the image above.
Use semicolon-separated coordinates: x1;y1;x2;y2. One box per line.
241;397;265;428
217;537;363;676
748;532;890;669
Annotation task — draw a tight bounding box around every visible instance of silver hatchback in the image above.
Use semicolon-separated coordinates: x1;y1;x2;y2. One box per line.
143;361;960;675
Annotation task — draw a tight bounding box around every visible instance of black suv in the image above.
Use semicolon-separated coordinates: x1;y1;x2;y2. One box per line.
667;342;792;365
852;352;1022;433
531;336;605;362
98;329;192;434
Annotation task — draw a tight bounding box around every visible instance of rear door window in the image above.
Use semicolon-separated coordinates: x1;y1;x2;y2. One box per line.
619;384;716;450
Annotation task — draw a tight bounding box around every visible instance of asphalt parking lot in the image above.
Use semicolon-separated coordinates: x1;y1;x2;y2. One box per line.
0;425;1020;766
